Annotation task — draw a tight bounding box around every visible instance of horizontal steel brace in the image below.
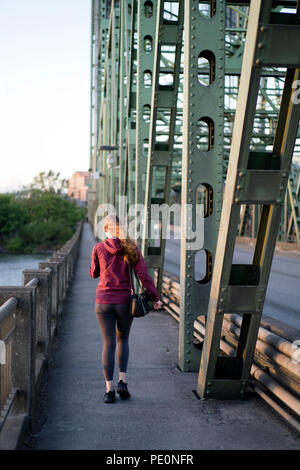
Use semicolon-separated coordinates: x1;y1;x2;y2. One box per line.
161;25;182;44
218;286;264;314
151;151;172;166
255;24;300;67
234;170;288;203
156;90;176;107
201;379;248;400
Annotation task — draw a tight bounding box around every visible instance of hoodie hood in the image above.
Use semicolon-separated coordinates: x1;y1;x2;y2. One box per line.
103;238;123;255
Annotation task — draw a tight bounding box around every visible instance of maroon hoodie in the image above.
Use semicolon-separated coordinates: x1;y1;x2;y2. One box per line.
89;238;159;304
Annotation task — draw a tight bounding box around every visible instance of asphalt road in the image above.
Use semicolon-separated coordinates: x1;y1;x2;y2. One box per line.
164;237;300;330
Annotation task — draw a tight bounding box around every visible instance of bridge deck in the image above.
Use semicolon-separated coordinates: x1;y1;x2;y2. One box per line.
21;223;299;450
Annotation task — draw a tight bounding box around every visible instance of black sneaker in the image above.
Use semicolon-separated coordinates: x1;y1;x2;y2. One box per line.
117;380;131;399
104;390;116;403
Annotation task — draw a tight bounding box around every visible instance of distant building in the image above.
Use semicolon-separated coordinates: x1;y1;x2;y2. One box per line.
68;171;89;202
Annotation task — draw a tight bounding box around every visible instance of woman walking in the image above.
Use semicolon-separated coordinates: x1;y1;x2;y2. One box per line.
89;215;162;403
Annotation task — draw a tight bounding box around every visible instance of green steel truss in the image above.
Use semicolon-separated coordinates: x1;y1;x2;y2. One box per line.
89;0;300;398
135;0;158;213
141;0;184;295
90;1;300;241
197;0;300;398
178;0;225;372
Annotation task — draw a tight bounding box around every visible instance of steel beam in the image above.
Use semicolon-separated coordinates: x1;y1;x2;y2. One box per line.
124;0;137;209
197;0;300;399
178;0;225;372
142;0;184;295
135;0;158;227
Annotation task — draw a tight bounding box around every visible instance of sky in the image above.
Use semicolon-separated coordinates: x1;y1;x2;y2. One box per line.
0;0;91;193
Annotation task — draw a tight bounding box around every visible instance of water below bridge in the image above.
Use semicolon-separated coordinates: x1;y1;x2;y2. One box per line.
0;253;48;286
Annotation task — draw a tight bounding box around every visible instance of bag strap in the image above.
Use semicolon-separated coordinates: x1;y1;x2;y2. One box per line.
128;264;135;295
132;266;142;288
128;263;142;294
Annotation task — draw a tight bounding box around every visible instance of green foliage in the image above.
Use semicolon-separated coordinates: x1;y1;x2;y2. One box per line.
22;219;74;249
25;170;68;194
0;172;84;253
5;236;23;253
21;190;83;227
0;194;28;237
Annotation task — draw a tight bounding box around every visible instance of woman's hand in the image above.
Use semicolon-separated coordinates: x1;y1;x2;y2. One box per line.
154;300;163;310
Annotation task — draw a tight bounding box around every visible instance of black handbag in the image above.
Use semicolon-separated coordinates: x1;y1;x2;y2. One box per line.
129;264;150;318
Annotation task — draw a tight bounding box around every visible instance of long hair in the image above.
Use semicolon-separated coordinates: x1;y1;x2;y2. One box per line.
103;214;139;265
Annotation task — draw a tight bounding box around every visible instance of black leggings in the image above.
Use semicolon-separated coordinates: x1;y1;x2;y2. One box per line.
95;303;133;381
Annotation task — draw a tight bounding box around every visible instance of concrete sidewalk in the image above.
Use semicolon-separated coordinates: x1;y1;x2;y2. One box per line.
21;223;300;450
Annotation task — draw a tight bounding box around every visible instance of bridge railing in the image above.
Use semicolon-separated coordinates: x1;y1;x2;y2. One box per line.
0;297;17;428
0;221;83;447
160;272;300;433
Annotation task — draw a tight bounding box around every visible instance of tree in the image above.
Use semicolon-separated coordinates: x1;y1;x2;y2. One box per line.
0;194;28;238
19;190;84;251
26;170;68;194
1;170;84;253
21;190;83;226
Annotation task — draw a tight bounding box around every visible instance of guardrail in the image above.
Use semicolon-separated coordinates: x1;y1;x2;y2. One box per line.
160;272;300;434
0;221;83;448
